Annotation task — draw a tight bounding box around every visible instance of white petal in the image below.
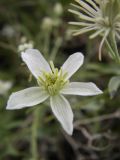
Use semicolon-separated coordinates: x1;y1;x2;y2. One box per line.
61;82;103;96
6;87;49;110
61;52;84;80
21;49;51;79
50;95;73;135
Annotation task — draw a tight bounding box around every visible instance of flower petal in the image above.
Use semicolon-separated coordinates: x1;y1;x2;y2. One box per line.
21;49;51;79
61;82;103;96
50;95;73;135
61;52;84;80
6;87;49;110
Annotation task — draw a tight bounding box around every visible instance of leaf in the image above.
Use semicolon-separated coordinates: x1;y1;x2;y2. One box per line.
108;76;120;98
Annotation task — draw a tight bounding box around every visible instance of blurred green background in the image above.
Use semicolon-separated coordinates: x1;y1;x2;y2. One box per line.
0;0;120;160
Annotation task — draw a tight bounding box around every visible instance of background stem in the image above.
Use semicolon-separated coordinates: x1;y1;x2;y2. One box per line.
31;107;39;160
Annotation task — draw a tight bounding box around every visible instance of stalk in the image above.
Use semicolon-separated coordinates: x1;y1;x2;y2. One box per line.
31;108;39;160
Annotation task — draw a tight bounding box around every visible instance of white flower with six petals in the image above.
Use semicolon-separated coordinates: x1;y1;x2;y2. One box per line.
6;49;102;135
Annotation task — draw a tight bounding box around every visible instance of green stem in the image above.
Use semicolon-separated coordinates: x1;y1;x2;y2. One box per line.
43;31;51;59
109;33;120;63
49;37;62;61
105;39;116;59
86;38;93;62
31;108;39;160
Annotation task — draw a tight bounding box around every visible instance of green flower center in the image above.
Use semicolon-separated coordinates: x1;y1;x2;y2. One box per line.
37;61;68;96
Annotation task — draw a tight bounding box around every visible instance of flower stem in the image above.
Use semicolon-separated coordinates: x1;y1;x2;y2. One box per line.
43;31;51;59
31;107;39;160
49;37;62;61
105;39;116;59
109;33;120;63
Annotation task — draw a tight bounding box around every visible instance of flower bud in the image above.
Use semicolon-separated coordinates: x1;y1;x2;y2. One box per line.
54;3;63;17
41;17;53;31
18;37;34;52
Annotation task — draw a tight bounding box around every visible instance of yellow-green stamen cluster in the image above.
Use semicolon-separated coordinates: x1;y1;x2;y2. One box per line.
38;61;68;96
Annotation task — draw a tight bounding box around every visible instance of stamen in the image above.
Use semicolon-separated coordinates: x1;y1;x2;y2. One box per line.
50;61;55;73
37;64;68;96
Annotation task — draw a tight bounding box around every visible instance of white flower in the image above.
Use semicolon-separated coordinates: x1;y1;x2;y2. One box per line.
6;49;102;135
0;80;12;95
